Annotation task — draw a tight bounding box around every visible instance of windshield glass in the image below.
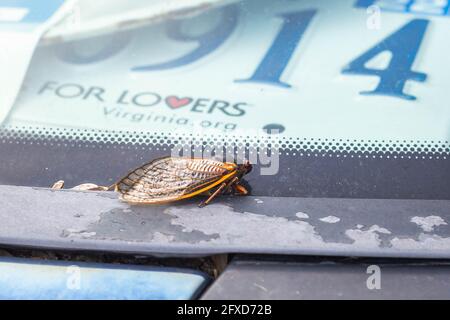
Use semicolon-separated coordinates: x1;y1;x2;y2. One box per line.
0;0;449;199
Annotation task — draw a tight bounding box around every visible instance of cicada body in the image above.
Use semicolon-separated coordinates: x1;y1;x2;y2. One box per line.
114;157;252;207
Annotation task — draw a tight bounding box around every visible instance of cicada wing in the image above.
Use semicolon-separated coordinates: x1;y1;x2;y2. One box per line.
115;157;237;204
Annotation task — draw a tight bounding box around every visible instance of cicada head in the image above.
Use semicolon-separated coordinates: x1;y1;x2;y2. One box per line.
237;160;252;176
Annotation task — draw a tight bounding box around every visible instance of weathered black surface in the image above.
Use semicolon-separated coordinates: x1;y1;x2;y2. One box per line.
0;138;448;199
202;258;450;299
1;185;450;258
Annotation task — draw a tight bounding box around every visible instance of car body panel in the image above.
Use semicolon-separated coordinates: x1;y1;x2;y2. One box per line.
202;257;450;299
1;185;449;259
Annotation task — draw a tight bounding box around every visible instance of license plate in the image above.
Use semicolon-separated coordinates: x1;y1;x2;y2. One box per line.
2;0;449;155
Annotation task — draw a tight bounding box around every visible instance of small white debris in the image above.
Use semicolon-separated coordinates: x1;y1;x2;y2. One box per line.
411;216;447;232
296;212;309;219
253;283;268;292
319;216;341;224
51;180;64;190
72;183;109;191
254;198;264;204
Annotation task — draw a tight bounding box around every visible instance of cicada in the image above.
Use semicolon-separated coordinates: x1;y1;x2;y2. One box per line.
114;157;252;207
52;157;252;207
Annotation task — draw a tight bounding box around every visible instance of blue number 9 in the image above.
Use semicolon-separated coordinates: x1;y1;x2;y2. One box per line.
132;4;239;72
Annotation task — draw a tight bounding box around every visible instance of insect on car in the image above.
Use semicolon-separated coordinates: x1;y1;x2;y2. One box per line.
115;157;253;207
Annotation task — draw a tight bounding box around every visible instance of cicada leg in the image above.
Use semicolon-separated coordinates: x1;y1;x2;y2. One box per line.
222;177;249;196
198;177;239;208
233;184;249;196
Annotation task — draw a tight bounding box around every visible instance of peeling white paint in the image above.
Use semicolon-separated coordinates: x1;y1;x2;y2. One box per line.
411;216;447;232
152;232;175;242
62;229;97;238
0;186;127;239
391;233;450;250
295;212;309;219
345;225;391;248
3;185;450;257
165;205;392;249
370;225;391;234
167;205;325;247
320;216;340;224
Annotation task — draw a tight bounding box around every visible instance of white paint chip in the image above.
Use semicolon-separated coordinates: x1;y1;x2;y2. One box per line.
345;225;391;247
166;205;394;249
391;233;450;250
295;212;309;219
319;216;340;224
411;216;447;232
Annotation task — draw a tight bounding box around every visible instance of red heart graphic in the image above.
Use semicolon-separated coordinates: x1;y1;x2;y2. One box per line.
165;96;193;109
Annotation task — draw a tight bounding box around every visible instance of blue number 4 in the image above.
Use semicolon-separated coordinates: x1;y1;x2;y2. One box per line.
342;19;429;101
